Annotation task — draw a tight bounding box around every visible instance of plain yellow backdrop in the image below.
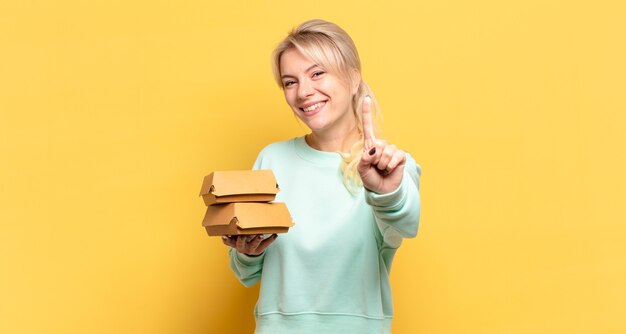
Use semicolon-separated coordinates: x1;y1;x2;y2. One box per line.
1;1;625;333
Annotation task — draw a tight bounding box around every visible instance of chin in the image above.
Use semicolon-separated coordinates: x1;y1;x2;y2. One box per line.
304;121;329;133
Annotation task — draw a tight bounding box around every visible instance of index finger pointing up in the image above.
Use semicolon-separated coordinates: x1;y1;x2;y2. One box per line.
362;95;376;148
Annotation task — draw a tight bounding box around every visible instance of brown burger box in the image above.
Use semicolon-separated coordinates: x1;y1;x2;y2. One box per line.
199;170;279;206
202;202;294;236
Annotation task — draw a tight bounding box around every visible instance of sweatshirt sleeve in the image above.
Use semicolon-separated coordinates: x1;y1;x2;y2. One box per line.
364;154;421;248
229;248;265;287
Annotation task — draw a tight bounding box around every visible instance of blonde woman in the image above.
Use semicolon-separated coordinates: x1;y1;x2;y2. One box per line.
221;19;422;334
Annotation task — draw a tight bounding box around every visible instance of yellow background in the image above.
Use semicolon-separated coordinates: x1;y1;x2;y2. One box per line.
1;1;625;333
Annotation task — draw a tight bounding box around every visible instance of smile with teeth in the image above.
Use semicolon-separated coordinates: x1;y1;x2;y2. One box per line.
301;101;326;113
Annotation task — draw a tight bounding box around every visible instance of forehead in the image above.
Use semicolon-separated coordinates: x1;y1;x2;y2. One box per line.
279;48;318;76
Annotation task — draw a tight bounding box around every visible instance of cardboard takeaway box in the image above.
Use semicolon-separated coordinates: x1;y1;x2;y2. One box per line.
199;170;279;206
202;202;294;236
199;170;294;236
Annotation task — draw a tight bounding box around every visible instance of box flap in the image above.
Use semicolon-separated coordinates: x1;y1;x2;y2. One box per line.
199;170;279;197
202;202;294;233
232;202;294;229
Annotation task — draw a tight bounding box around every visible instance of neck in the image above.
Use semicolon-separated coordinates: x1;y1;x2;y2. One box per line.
306;124;361;153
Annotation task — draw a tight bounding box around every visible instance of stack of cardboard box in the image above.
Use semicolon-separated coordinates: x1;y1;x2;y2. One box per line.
199;170;294;236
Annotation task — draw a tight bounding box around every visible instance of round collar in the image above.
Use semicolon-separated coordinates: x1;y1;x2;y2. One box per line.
294;136;344;166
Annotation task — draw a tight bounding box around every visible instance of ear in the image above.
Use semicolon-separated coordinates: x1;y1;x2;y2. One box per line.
350;68;361;95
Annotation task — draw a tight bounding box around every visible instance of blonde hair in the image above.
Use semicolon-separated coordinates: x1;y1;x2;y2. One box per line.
272;19;380;193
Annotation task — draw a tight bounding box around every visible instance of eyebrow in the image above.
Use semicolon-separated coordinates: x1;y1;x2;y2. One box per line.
281;64;320;79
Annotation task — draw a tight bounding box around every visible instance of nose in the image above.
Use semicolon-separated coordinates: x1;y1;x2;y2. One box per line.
297;79;314;99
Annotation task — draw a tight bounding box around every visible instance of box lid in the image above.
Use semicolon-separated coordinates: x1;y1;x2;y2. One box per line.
199;170;279;198
202;202;294;232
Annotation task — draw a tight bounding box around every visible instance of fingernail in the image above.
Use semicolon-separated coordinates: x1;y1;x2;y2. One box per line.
369;147;376;155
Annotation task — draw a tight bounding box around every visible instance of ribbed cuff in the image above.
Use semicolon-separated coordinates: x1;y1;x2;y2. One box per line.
234;250;265;266
364;176;408;210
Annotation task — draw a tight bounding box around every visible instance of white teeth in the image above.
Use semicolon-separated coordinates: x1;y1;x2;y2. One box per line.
303;102;323;112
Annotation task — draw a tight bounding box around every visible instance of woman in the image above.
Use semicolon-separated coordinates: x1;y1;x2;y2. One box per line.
221;19;421;334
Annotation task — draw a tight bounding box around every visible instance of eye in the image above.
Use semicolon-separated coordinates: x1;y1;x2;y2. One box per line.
283;80;296;88
312;71;326;78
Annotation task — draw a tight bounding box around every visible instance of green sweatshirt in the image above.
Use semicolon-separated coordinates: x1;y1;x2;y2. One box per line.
229;136;421;334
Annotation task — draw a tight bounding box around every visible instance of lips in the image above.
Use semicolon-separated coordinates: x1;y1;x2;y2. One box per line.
300;101;327;113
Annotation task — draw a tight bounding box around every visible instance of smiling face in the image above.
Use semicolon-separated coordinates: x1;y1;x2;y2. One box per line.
279;48;358;136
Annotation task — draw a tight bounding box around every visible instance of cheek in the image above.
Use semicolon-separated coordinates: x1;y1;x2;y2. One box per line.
284;91;297;107
320;80;350;102
317;81;334;95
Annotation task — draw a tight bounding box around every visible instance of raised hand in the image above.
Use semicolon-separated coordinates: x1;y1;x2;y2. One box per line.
357;96;406;194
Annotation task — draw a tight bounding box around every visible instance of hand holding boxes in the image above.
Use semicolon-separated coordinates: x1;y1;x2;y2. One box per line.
199;170;294;236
